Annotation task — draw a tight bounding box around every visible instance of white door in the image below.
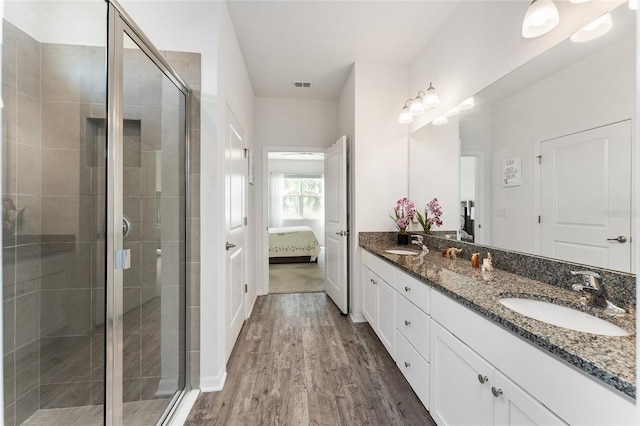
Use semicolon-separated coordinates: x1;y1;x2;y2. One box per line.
225;105;246;358
539;121;632;273
324;136;349;314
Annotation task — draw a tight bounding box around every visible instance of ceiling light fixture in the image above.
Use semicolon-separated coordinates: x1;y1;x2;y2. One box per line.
457;97;475;110
522;0;560;39
410;91;425;116
423;82;440;109
432;115;448;126
629;0;637;10
398;100;414;124
570;12;612;42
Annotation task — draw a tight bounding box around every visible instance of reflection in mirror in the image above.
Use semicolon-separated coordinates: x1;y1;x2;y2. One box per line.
410;3;636;274
408;116;460;233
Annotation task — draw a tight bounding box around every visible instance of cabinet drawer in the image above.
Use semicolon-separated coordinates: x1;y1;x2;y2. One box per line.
395;331;430;410
362;250;396;285
395;294;430;361
396;270;430;314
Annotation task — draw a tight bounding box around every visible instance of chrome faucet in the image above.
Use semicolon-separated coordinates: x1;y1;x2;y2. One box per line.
570;270;625;314
411;234;429;253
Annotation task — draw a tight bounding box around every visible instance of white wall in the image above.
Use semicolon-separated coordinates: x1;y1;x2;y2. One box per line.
254;97;338;294
350;62;409;321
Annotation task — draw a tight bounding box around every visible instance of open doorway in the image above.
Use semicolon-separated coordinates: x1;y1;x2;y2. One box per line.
267;152;326;293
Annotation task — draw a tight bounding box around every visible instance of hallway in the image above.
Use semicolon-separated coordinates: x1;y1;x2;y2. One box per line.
185;293;435;425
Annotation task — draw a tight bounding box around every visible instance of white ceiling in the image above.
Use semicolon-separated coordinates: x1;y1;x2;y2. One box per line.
226;0;461;99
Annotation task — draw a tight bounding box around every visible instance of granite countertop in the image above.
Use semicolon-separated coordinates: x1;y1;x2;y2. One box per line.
360;238;636;400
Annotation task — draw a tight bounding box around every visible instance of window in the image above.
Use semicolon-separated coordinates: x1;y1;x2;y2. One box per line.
282;175;323;219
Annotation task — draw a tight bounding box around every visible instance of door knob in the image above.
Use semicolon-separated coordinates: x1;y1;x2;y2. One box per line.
225;242;236;250
335;230;349;237
607;236;627;243
404;320;411;326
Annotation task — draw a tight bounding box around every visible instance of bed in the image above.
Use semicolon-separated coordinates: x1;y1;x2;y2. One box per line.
269;226;321;264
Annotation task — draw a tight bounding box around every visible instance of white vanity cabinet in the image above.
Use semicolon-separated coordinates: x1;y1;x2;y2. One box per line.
430;319;565;426
361;265;378;327
362;251;396;355
359;248;636;426
395;270;432;407
430;288;636;426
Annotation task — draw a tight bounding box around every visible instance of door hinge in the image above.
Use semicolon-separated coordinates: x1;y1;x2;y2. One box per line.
244;216;248;226
536;155;542;164
538;215;541;224
244;284;248;293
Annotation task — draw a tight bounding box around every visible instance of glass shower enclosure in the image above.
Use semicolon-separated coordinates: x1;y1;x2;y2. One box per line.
1;1;190;424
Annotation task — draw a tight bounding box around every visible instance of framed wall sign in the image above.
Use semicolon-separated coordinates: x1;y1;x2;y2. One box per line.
502;155;522;187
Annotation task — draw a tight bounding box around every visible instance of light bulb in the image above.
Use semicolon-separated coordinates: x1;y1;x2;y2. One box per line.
398;105;413;124
432;115;448;126
522;0;560;39
423;83;440;109
570;13;612;42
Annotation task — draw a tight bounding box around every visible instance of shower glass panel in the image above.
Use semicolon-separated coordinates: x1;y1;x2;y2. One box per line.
120;32;186;423
2;1;107;425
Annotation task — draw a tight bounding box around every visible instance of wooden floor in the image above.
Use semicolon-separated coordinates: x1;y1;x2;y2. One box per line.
185;293;435;425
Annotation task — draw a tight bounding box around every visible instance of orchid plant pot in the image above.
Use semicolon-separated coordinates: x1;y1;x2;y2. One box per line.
397;232;410;245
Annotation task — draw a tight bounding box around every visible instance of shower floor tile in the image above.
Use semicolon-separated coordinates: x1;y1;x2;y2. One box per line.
22;399;171;426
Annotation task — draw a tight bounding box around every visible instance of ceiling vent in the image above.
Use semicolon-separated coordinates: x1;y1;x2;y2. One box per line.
293;81;312;88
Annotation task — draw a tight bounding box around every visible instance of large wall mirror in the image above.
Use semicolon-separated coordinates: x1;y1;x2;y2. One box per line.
409;3;635;274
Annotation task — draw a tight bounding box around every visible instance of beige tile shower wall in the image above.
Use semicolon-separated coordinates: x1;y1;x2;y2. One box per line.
2;20;43;426
38;41;107;411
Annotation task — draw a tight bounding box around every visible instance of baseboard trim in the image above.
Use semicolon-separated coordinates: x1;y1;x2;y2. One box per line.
350;312;366;323
246;294;258;318
257;288;268;296
200;369;227;392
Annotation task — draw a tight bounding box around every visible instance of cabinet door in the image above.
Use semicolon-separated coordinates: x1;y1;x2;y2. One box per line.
395;293;430;360
493;371;567;426
430;320;493;426
376;278;395;356
362;266;377;327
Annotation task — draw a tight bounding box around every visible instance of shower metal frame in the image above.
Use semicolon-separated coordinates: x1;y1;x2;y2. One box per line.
106;1;192;425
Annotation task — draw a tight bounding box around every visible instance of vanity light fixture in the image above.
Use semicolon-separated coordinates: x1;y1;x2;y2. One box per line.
570;12;612;42
629;0;637;10
423;82;440;109
398;100;414;124
432;115;448;125
446;107;460;117
410;91;425;115
522;0;560;39
457;96;475;110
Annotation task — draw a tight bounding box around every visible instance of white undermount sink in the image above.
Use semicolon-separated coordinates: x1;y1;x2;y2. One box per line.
499;298;630;337
384;249;419;256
